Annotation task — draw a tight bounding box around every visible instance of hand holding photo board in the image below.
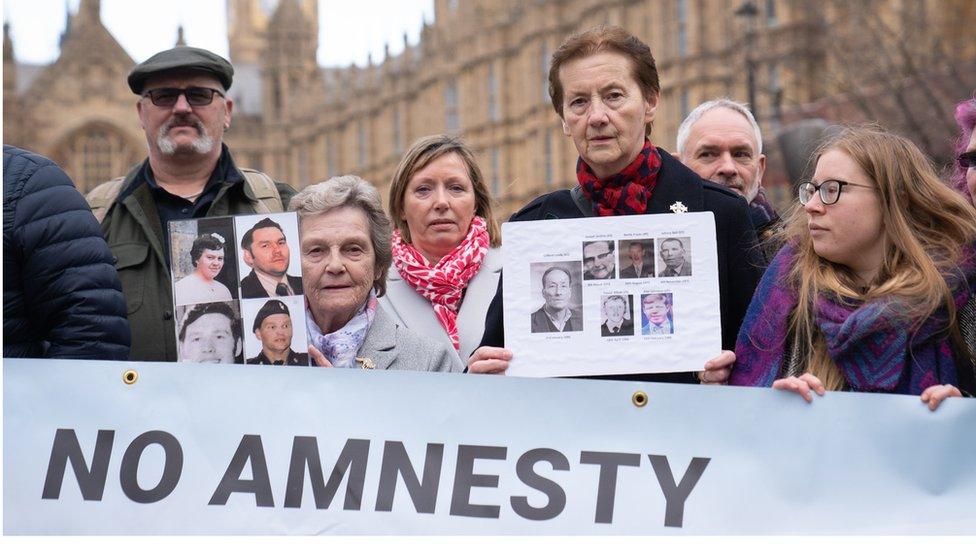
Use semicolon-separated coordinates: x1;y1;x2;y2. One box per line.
502;212;720;377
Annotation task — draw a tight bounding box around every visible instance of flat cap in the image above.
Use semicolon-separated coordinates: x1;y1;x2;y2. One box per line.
253;300;291;332
128;46;234;94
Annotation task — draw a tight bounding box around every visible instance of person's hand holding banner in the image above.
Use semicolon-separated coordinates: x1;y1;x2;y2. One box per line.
467;346;512;374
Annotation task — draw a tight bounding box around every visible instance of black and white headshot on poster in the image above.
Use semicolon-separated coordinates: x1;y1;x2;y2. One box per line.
529;261;584;334
175;300;244;364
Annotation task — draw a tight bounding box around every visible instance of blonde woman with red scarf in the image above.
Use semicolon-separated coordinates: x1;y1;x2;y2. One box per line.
469;25;764;382
382;135;502;362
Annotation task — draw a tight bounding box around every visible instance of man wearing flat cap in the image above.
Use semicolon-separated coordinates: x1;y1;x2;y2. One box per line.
87;46;297;362
246;300;309;366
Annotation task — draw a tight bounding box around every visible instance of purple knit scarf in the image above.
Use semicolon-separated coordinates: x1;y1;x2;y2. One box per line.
730;243;975;394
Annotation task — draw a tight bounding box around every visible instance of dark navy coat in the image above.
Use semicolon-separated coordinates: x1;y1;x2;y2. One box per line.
3;145;130;359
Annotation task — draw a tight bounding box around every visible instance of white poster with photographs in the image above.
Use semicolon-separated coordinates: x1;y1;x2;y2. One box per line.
502;212;720;377
169;212;310;366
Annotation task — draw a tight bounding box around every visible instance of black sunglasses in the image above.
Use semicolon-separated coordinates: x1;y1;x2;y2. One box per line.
959;150;976;169
143;87;225;107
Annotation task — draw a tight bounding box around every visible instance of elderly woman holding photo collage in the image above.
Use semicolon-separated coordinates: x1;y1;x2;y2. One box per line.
290;175;463;372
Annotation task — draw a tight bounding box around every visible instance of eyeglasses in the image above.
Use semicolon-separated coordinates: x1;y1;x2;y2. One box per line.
959;150;976;169
798;179;874;205
142;87;225;107
583;251;613;265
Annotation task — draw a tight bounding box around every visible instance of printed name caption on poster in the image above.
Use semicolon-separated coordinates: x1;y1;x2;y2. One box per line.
41;428;710;527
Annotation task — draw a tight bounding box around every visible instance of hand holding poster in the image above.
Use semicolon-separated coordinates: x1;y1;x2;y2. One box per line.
502;212;721;377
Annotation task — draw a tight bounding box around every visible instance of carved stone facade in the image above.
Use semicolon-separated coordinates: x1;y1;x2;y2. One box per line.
5;0;974;217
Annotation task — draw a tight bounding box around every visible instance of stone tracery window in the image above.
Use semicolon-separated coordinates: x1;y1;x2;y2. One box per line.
83;131;114;186
57;125;135;193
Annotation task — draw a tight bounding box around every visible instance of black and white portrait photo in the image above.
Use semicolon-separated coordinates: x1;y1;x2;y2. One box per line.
529;261;584;334
600;294;634;337
658;237;693;277
618;239;655;279
175;300;244;364
582;240;617;280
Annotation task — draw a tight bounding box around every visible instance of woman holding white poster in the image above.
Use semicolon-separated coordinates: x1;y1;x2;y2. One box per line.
730;126;976;410
469;25;762;381
380;135;503;360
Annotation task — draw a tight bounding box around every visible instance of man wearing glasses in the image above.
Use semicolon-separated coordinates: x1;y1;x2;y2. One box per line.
582;240;617;280
86;46;296;362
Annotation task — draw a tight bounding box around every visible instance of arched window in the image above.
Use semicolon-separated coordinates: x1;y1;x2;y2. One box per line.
55;124;138;193
83;131;113;186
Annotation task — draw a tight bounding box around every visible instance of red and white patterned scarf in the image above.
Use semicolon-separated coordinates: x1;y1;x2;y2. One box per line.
390;216;490;350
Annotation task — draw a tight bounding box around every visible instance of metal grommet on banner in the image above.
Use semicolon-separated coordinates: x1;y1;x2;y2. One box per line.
632;390;648;407
122;370;139;385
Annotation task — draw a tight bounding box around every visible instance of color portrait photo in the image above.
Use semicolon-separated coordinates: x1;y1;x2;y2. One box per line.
234;213;304;300
240;295;310;366
641;292;675;335
618;238;655;279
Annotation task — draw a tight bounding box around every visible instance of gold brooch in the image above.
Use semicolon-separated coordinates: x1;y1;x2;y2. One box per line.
669;201;688;214
356;357;375;370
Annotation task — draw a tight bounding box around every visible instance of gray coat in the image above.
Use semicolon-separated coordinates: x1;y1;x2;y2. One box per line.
359;307;464;373
379;247;502;360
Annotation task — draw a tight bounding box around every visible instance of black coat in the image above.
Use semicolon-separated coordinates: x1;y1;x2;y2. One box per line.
478;147;764;383
3;146;131;359
240;270;303;299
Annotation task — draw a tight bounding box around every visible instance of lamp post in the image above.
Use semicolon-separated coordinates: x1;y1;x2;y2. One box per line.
735;0;760;123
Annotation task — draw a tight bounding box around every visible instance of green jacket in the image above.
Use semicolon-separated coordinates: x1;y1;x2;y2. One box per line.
91;151;297;362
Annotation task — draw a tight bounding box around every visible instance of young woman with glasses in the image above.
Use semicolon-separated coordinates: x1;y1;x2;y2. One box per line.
729;126;976;410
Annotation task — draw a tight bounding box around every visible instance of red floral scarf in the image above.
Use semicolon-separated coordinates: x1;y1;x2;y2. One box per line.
577;139;662;216
391;216;490;350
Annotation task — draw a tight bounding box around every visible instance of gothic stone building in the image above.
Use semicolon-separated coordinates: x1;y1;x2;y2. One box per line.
5;0;974;217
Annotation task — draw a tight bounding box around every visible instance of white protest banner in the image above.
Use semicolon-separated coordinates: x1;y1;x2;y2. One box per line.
502;212;720;377
4;358;975;534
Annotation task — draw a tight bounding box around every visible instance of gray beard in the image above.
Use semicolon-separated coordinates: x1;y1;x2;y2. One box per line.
156;122;214;155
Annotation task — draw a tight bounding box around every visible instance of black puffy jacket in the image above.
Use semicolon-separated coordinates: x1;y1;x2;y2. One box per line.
3;145;131;359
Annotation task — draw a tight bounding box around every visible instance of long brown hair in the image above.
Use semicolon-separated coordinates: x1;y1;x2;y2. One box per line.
783;125;976;389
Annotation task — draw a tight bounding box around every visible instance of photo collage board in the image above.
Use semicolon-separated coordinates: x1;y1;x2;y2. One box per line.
502;212;721;378
169;212;311;366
